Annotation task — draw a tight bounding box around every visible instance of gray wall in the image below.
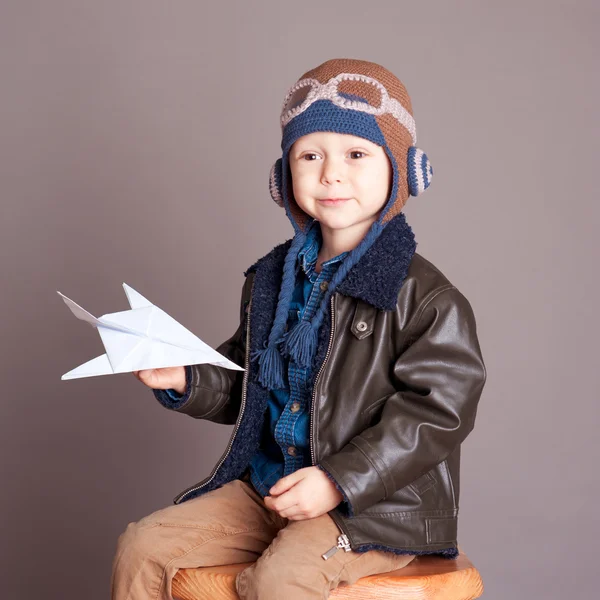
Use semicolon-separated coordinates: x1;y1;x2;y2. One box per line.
1;1;597;598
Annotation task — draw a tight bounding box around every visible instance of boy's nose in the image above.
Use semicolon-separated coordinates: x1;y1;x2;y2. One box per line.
320;162;344;185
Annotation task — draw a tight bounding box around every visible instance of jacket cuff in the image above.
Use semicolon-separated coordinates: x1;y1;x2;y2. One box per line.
317;437;391;517
153;365;193;410
316;464;355;518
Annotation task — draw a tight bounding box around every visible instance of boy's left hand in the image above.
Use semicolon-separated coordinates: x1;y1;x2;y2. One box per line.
263;466;343;520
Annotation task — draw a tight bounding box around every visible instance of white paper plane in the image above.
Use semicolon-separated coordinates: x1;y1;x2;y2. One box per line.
57;283;245;380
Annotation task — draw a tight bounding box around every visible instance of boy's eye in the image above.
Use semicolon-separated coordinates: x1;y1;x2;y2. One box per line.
300;151;366;161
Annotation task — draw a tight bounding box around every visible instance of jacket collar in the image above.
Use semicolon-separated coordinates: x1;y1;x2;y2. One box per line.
245;211;417;311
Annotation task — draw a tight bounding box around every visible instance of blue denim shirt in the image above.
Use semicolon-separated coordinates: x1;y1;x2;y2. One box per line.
248;222;348;497
167;221;348;497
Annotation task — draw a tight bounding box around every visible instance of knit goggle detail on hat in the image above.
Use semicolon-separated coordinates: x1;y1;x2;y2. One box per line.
280;73;417;144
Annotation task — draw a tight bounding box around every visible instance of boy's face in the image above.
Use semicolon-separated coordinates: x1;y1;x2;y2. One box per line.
289;131;392;233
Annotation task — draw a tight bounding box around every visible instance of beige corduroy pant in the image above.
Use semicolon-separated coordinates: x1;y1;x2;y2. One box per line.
110;473;416;600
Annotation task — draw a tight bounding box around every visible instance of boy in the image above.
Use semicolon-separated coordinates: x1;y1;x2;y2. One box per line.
112;58;487;600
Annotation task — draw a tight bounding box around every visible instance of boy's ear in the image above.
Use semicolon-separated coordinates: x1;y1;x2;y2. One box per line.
407;147;433;196
269;158;285;207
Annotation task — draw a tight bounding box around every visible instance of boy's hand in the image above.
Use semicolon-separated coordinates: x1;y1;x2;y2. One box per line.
263;466;343;520
132;367;186;395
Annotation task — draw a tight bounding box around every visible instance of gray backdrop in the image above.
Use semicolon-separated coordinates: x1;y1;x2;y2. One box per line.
1;1;597;598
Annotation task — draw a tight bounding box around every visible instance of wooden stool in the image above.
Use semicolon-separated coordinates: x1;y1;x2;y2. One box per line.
172;547;483;599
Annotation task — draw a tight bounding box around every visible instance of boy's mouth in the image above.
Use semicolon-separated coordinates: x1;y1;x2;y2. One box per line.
319;198;351;206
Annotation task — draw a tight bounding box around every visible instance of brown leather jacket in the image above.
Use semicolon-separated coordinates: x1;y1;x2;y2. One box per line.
154;249;486;557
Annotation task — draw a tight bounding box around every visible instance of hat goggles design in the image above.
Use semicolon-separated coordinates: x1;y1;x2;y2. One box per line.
280;73;417;145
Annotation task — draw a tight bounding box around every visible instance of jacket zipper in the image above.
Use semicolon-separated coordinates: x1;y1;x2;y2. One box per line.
309;294;335;467
322;533;351;560
309;294;357;557
173;282;254;504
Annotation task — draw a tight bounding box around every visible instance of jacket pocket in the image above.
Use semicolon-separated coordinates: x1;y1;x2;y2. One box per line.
359;395;388;423
351;301;376;339
408;470;437;495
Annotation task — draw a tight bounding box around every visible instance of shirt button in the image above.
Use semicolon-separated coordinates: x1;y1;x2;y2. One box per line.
287;446;297;456
320;281;329;291
290;402;301;413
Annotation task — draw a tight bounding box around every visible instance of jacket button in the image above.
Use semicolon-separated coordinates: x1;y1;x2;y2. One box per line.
356;320;368;332
287;446;297;456
290;402;301;413
320;281;329;291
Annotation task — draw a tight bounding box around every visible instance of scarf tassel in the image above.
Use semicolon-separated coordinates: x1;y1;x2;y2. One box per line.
250;343;287;390
281;320;318;369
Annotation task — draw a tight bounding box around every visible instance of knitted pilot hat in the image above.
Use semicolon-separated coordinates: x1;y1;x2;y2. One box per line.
251;58;433;391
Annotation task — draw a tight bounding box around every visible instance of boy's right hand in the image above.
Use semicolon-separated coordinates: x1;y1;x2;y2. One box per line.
132;366;186;395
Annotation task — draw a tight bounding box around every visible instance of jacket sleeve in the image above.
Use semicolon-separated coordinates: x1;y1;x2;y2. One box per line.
317;285;487;517
152;273;253;425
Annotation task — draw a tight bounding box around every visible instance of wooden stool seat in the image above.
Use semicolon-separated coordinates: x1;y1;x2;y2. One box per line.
172;547;483;599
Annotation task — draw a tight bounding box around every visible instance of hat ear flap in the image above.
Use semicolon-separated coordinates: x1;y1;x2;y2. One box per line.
407;147;433;196
269;158;285;207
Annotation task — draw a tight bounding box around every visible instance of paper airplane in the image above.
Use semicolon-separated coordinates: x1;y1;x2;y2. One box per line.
57;283;245;380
